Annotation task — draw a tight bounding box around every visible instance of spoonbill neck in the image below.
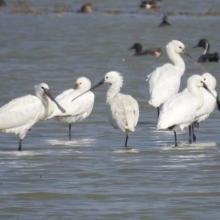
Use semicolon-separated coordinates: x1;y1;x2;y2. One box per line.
38;94;55;119
106;83;121;103
167;49;185;75
189;85;204;109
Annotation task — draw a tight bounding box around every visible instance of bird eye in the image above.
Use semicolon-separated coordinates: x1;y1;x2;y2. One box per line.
204;78;206;81
179;46;182;49
79;82;82;85
106;76;109;79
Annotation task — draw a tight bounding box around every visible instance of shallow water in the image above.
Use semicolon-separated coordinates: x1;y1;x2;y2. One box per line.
0;1;220;219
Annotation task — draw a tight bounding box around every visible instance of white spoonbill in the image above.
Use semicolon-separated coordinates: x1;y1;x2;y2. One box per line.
0;83;65;151
189;73;220;142
157;75;210;147
86;71;139;148
146;40;186;116
48;77;95;140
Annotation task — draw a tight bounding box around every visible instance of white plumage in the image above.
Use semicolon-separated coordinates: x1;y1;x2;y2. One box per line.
147;40;186;115
48;77;95;140
157;75;206;146
195;73;217;123
0;83;64;150
109;93;139;133
98;71;139;148
187;73;218;143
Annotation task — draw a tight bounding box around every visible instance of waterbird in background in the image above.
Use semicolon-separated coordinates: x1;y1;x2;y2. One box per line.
190;73;220;143
0;0;6;7
0;83;65;151
146;40;186;117
48;77;95;140
158;15;171;27
157;75;213;147
129;43;162;57
87;71;139;148
77;2;94;13
140;0;160;10
193;39;219;62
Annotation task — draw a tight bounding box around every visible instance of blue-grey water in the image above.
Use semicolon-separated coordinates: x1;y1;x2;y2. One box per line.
0;1;220;219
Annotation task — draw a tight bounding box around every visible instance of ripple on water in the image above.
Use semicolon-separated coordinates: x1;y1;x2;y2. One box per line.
14;192;73;200
162;142;217;151
0;150;41;157
46;138;96;147
113;148;140;154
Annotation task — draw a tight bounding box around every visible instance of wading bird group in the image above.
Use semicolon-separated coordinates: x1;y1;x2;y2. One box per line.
0;40;219;151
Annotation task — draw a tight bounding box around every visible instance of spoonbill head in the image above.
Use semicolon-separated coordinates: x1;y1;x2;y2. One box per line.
166;40;185;56
202;72;217;90
35;83;50;97
104;71;123;88
0;82;65;151
73;77;92;91
187;74;204;92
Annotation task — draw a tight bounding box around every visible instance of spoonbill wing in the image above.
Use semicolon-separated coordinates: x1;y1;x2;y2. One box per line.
0;95;43;130
110;94;139;132
51;90;95;118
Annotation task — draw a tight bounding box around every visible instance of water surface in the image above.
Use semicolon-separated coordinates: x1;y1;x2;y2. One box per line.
0;1;220;219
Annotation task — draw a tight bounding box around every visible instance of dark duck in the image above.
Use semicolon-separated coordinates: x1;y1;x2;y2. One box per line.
130;43;162;57
158;15;171;27
194;39;219;62
139;0;160;10
77;3;94;13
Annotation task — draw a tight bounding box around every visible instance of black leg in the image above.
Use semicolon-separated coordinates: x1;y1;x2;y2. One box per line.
192;124;196;142
157;107;160;118
18;139;22;151
174;131;178;147
188;125;192;144
124;134;129;148
194;121;199;128
68;124;72;141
